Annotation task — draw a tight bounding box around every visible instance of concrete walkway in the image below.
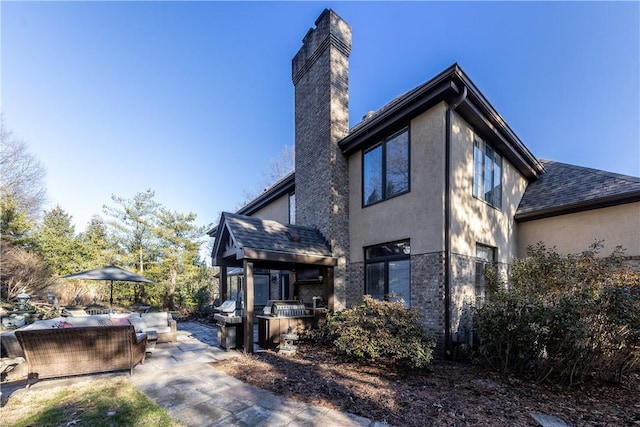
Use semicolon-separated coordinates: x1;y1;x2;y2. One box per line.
2;322;386;427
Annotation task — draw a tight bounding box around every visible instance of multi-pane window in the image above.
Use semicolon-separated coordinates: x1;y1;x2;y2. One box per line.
475;243;496;306
288;192;296;224
363;128;410;206
473;136;502;209
365;240;411;307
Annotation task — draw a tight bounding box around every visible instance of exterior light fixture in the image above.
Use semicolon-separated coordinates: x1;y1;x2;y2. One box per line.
16;292;30;310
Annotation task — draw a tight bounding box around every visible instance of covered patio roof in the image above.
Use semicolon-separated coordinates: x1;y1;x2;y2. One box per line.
212;212;337;267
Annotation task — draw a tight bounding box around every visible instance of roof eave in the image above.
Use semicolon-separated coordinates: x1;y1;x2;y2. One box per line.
339;64;461;155
242;248;337;266
515;192;640;222
455;70;544;180
206;173;296;237
339;64;544;180
237;172;295;217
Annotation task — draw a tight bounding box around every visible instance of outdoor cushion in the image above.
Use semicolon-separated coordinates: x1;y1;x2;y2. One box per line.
110;317;130;326
127;316;147;333
138;312;177;343
65;315;110;328
140;312;169;328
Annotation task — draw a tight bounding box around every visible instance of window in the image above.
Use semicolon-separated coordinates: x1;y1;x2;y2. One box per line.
288;192;296;224
226;273;243;302
254;274;270;307
473;136;502;209
363;128;410;206
475;243;496;306
365;240;411;307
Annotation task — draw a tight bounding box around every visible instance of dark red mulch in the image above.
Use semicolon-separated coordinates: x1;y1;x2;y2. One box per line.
210;342;640;426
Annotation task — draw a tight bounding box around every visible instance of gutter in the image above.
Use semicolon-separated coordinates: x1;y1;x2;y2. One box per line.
515;191;640;222
444;85;467;358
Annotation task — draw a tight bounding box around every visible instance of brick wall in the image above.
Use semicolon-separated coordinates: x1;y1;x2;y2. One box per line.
347;261;365;308
411;252;447;351
349;252;447;350
292;10;352;311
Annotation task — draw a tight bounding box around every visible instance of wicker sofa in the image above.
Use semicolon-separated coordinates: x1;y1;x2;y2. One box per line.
15;325;146;387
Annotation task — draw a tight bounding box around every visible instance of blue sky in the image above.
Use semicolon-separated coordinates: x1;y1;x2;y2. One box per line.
2;1;639;234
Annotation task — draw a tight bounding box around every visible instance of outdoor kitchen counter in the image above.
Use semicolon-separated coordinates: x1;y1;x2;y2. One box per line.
257;315;314;349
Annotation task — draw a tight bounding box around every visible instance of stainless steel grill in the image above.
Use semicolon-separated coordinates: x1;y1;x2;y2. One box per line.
268;300;306;317
214;300;244;349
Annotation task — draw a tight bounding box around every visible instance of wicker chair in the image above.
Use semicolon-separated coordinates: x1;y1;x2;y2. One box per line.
15;325;146;388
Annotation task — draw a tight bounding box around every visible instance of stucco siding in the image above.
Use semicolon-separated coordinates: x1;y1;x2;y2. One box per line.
348;102;447;263
249;194;290;224
517;202;640;257
449;112;528;264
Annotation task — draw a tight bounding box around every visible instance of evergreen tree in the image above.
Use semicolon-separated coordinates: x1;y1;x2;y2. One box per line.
32;205;83;276
153;208;205;309
103;189;160;303
103;189;159;274
0;193;34;247
78;215;118;268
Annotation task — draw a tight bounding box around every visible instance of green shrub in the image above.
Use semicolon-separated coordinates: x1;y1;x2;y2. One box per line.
323;296;435;369
475;241;640;385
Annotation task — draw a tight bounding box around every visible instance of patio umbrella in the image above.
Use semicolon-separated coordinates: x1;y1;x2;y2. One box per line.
62;265;154;309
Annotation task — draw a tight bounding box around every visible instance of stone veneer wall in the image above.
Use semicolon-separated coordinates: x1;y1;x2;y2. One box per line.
296;284;324;305
292;10;352;311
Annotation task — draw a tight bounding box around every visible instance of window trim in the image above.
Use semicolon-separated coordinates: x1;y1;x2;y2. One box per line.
473;135;502;210
362;127;411;207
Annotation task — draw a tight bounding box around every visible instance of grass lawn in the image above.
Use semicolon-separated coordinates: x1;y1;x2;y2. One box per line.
0;376;184;427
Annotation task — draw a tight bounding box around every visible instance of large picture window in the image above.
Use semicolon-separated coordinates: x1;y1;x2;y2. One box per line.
363;128;410;206
473;136;502;209
365;240;411;307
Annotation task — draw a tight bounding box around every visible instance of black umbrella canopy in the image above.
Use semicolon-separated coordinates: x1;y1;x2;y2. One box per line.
62;265;153;307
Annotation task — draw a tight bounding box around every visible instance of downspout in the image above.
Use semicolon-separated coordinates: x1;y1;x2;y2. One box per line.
444;85;467;358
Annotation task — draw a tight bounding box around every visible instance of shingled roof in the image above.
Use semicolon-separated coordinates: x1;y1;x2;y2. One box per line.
515;160;640;221
212;212;336;266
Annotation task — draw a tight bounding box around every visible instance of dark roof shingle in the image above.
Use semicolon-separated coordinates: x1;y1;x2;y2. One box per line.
222;212;333;259
516;160;640;221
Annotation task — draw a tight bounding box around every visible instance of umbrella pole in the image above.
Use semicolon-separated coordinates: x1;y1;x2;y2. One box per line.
110;280;114;312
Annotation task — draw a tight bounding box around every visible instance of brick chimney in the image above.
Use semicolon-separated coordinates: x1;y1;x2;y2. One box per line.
292;9;351;310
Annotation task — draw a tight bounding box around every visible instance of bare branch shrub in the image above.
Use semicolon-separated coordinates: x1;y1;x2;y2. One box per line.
475;241;640;385
0;244;55;301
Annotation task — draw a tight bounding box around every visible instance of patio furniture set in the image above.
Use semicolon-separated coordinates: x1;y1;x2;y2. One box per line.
0;312;176;388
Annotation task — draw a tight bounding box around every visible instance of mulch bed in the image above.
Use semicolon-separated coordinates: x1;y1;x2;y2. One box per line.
210;342;640;426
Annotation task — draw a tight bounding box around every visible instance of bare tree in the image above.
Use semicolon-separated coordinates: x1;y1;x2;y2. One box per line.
0;117;47;221
261;144;294;187
237;144;295;209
